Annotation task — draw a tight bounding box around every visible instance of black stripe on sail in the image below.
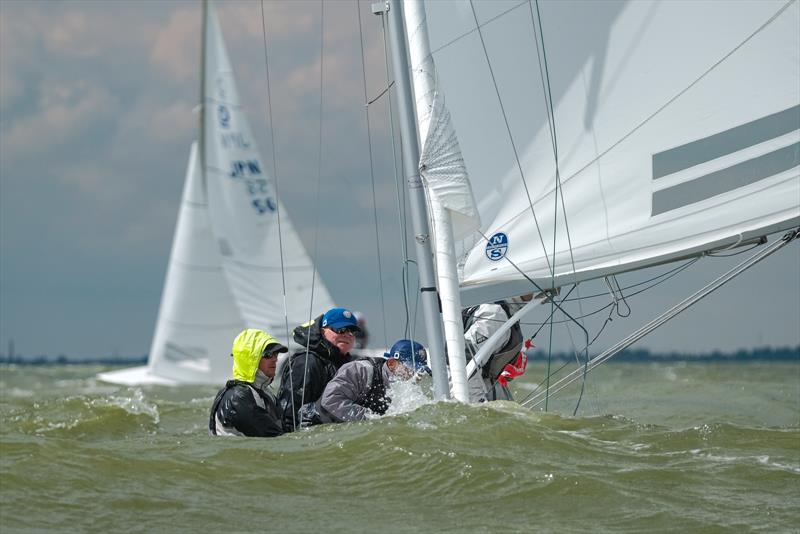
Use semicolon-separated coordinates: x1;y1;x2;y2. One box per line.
651;142;799;216
652;105;800;179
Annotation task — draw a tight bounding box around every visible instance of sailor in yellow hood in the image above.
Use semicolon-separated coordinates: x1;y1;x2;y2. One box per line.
209;329;288;437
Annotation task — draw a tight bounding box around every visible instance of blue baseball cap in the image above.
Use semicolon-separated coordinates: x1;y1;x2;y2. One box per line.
321;307;361;332
385;340;430;374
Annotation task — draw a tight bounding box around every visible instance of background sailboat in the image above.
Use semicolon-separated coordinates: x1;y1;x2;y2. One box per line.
99;2;334;386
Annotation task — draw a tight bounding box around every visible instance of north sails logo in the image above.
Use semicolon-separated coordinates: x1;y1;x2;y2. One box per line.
485;232;508;261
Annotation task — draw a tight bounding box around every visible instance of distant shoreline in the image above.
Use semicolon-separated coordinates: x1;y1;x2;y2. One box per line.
530;346;800;363
1;346;797;366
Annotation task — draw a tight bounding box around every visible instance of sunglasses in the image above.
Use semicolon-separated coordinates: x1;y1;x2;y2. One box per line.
330;327;358;336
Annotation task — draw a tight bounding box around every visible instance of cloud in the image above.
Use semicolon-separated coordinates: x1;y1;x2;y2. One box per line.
219;1;317;43
2;81;119;161
150;6;201;82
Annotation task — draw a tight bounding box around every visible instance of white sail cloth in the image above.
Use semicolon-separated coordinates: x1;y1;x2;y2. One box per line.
100;2;336;385
202;5;335;337
98;144;245;385
419;0;800;305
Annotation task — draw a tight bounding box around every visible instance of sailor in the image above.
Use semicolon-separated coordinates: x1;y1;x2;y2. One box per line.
209;329;288;437
463;294;532;402
299;339;429;425
277;307;362;432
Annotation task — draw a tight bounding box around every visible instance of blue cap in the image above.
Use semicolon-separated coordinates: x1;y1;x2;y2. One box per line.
321;307;361;332
385;340;430;374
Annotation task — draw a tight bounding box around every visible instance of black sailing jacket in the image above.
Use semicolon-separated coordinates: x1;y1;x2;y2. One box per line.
277;315;352;432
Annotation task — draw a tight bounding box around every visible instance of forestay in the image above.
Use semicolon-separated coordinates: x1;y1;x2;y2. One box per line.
419;0;799;305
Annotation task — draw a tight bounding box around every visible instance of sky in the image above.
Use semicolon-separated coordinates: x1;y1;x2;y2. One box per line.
1;0;798;360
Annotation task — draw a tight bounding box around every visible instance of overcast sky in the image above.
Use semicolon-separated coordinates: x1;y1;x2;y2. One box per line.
1;0;798;360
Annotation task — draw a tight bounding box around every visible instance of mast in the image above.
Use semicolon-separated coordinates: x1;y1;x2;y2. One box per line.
385;0;450;400
402;0;471;402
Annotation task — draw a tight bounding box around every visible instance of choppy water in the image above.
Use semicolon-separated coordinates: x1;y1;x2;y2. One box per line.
1;362;798;533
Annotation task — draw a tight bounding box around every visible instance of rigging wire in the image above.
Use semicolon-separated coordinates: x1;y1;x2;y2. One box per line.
468;0;563;411
521;229;800;409
296;0;329;429
531;0;592;413
355;0;389;348
514;256;700;406
440;0;795;242
257;0;334;429
367;81;394;106
468;0;554;279
257;1;289;343
555;0;797;189
428;1;528;59
377;7;416;340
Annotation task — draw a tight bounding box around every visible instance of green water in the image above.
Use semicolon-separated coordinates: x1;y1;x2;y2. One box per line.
1;362;798;533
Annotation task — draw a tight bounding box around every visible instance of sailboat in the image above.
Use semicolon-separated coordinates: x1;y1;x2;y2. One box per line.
103;0;798;404
383;0;799;402
98;2;335;386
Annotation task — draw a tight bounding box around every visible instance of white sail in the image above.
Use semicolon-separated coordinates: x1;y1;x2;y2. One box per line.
417;0;799;305
100;2;335;385
202;3;335;336
98;143;245;385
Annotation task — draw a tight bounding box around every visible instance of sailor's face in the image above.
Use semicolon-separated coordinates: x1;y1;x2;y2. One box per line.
394;362;414;381
322;327;355;354
258;354;278;378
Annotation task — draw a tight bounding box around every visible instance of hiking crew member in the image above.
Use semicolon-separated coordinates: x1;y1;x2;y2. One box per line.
209;329;288;438
277;307;361;432
299;340;429;425
462;294;532;402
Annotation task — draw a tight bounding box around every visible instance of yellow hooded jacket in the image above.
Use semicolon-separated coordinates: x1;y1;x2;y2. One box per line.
231;329;281;383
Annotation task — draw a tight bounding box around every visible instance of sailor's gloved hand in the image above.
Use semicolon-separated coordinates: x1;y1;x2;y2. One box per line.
497;351;528;387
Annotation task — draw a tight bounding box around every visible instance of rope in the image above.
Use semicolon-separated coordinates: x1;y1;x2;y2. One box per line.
467;0;595;410
521;228;799;409
529;0;593;412
258;0;297;429
293;0;329;430
257;1;289;346
377;6;416;341
355;0;389;348
504;257;701;406
468;0;554;279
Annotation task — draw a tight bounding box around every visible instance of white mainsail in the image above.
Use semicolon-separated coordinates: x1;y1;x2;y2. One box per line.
202;4;335;337
98;144;245;385
100;2;335;386
416;0;799;305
